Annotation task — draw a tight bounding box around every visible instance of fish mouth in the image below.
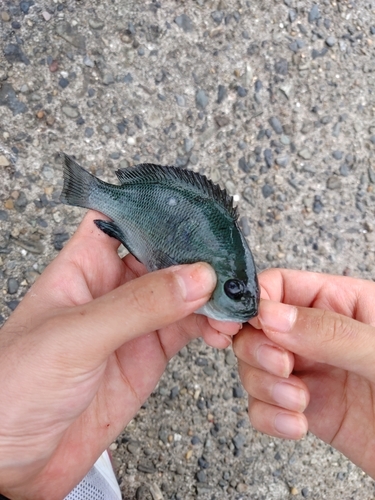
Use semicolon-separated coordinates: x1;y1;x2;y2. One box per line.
195;299;258;323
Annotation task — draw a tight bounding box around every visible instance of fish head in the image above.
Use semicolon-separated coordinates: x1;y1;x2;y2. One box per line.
196;226;260;322
199;272;260;323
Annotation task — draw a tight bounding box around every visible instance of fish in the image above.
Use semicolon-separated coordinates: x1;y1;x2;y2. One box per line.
60;153;259;322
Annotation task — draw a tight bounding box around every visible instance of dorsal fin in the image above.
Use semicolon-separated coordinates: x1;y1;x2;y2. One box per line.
115;164;238;219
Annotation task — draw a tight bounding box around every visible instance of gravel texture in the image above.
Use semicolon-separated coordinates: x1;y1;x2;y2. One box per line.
1;0;375;498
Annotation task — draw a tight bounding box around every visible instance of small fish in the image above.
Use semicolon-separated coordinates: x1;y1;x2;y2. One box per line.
60;153;259;322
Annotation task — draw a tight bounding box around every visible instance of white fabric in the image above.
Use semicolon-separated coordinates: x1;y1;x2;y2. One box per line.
64;450;122;500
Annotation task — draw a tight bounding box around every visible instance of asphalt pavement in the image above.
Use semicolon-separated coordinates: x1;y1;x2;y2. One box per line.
1;0;375;498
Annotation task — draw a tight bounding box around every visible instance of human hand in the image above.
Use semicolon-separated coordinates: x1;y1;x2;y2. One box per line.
0;211;240;500
233;269;375;479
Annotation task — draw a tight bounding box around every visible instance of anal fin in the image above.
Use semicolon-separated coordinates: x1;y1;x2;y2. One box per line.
94;219;142;263
94;219;126;243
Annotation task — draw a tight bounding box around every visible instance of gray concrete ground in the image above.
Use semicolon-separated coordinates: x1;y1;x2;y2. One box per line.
1;0;375;498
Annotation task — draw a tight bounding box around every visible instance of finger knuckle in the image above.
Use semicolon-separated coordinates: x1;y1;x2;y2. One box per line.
242;367;262;395
128;271;181;318
317;309;354;346
129;281;157;315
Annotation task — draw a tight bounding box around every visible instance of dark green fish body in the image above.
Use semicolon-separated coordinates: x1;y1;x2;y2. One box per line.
60;154;259;322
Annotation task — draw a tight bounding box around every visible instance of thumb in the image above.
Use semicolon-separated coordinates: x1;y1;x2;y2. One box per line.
256;299;375;380
50;262;217;363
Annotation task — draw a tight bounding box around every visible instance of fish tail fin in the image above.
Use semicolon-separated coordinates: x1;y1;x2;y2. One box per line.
60;153;99;209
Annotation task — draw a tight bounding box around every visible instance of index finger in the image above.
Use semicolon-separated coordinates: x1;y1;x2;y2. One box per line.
11;210;127;318
258;268;375;323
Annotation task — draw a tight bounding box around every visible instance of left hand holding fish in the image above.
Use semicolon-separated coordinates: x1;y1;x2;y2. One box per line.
234;269;375;479
0;210;240;500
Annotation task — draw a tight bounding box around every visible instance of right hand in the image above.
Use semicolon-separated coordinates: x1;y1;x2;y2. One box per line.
233;269;375;479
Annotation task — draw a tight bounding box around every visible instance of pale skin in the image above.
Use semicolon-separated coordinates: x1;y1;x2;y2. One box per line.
0;211;240;500
1;213;375;500
233;269;375;479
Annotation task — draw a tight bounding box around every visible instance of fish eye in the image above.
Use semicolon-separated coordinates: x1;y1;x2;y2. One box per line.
224;279;246;301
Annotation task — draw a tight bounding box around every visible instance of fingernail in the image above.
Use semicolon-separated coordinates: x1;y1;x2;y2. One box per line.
219;333;233;346
174;263;217;302
274;413;307;439
259;301;297;333
256;344;292;378
249;315;261;329
273;382;307;412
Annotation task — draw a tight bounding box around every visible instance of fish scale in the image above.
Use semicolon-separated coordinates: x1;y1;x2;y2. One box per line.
60;153;259;322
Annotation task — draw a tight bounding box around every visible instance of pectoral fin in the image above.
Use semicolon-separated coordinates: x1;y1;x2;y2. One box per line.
148;249;179;271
